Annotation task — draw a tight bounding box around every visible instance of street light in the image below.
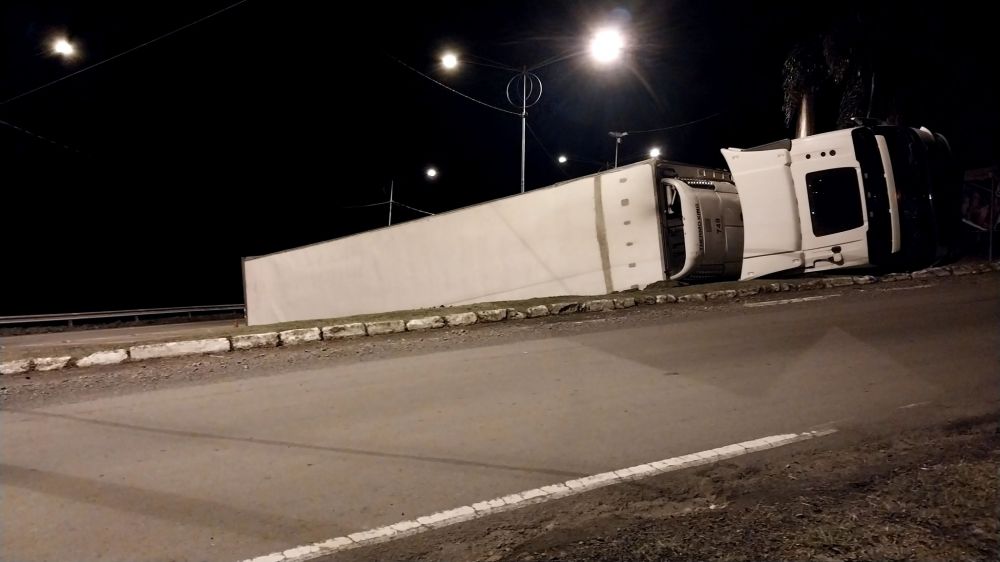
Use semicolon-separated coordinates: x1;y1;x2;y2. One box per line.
590;28;624;63
441;52;458;70
555;153;611;172
51;37;76;58
649;147;661;158
425;167;438;178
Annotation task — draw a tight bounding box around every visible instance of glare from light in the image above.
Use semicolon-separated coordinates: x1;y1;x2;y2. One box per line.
52;38;76;57
558;155;568;164
590;28;624;63
441;53;458;69
649;147;661;158
426;167;438;178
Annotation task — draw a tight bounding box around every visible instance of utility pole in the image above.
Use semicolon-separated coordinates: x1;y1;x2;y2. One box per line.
388;181;394;227
520;67;527;193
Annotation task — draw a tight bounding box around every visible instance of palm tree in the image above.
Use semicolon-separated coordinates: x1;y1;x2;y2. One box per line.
782;39;826;137
782;14;876;135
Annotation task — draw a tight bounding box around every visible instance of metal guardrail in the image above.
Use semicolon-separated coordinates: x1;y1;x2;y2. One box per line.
0;304;246;326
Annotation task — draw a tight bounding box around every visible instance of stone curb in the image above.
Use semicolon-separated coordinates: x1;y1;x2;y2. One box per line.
321;323;367;339
405;316;445;331
129;338;232;361
232;332;280;350
279;328;321;346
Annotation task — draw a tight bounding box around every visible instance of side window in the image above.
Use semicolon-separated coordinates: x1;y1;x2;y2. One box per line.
805;167;864;236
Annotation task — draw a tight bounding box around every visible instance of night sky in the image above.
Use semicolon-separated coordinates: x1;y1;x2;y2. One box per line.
2;1;996;315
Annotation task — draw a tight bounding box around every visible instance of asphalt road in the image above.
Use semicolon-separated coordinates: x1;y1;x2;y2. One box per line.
1;278;997;562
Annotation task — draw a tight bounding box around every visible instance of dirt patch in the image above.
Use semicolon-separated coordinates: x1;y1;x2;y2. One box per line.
329;414;999;562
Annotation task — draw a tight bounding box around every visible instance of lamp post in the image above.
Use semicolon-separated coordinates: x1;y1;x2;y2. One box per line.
508;69;542;193
608;131;628;168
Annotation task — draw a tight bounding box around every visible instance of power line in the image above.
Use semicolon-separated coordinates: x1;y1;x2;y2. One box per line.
2;0;252;106
340;200;390;209
387;54;521;117
340;198;434;216
465;53;519;72
627;112;722;134
527;49;582;72
0;118;82;152
394;200;435;216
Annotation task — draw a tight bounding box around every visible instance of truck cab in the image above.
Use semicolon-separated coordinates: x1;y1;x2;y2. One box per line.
720;125;958;280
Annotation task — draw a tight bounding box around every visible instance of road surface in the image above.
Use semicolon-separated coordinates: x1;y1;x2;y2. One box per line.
1;276;997;561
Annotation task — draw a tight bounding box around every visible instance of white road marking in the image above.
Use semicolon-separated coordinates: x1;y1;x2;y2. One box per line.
573;318;609;325
899;401;932;409
878;284;934;292
240;428;838;562
744;294;841;308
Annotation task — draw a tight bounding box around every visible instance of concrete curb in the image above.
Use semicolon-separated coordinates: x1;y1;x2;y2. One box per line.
613;297;637;309
5;262;997;375
525;305;549;318
549;302;580;315
475;309;508;323
231;332;280;350
443;312;477;326
582;299;614;313
0;359;33;375
405;316;445;331
506;308;527;320
129;338;232;361
75;349;129;368
365;320;406;336
279;328;321;346
33;356;72;372
322;323;367;339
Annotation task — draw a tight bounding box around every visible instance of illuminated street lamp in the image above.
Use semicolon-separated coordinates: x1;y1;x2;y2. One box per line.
649;147;661;158
556;154;607;171
52;37;76;58
590;28;624;63
441;52;458;70
425;167;438;179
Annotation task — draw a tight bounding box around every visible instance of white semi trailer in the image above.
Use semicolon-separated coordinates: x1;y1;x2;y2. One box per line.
242;159;739;325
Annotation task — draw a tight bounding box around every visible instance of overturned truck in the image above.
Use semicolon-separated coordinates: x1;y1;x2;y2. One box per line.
722;125;959;280
243;125;958;325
